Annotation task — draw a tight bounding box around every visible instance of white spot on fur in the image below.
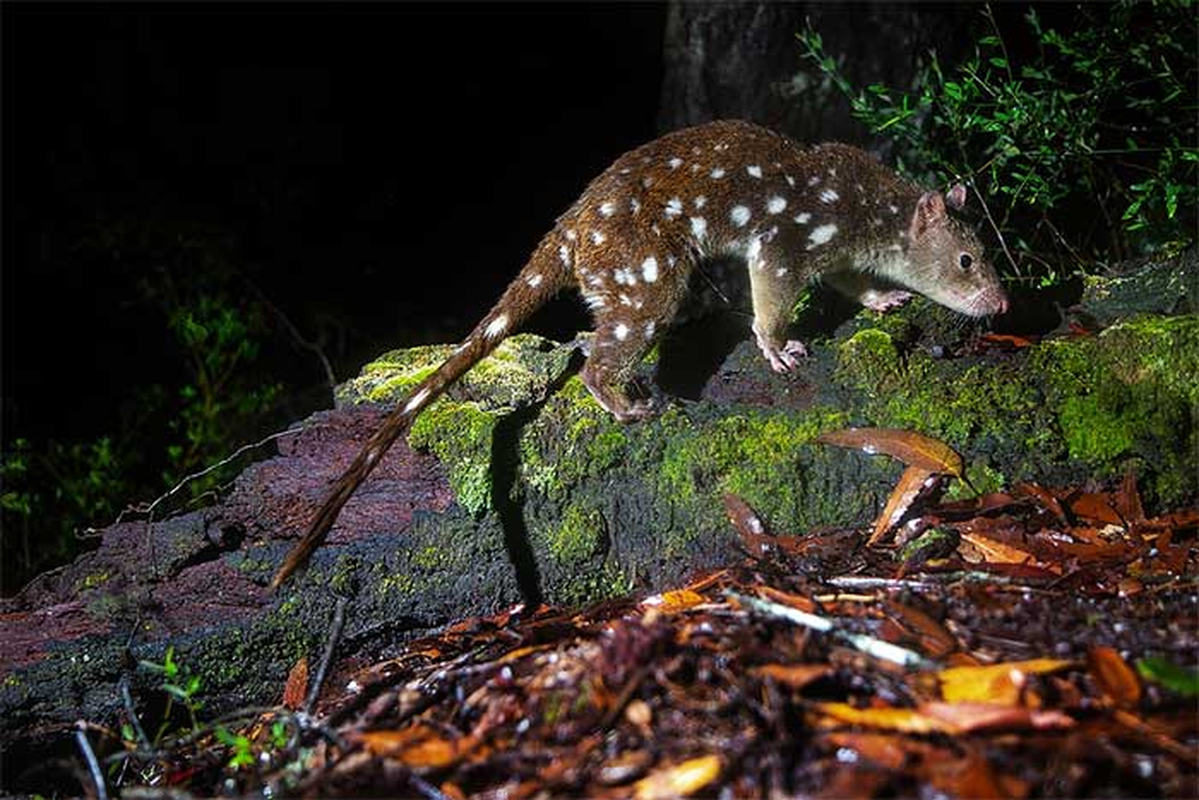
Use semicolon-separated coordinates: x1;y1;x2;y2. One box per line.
785;174;795;187
614;323;629;341
630;198;641;214
645;321;656;338
619;167;631;175
794;212;811;224
565;229;577;241
405;388;431;414
619;293;632;306
558;244;571;268
614;267;637;286
710;167;726;179
889;204;899;214
690;216;707;239
730;205;751;227
485;314;509;338
766;196;787;214
761;225;779;243
775;268;789;277
828;168;837;178
599;201;616;217
667;255;676;267
585;294;606;310
641;256;659;283
664;197;683;219
526;272;543;288
591;230;606;245
690;164;701;173
746;236;763;262
806;223;838;249
651;224;661;236
641;176;653;188
808;175;821;186
694;195;707;209
668;157;683;169
820;189;840;204
746;164;762;178
691;146;702;155
714;143;729;152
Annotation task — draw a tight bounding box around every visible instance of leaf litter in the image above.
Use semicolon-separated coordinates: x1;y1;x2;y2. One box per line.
87;434;1196;797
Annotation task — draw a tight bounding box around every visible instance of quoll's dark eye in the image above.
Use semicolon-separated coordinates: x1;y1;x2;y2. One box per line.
959;253;973;270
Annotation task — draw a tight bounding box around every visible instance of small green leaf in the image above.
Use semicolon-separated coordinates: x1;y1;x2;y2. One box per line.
1136;657;1199;697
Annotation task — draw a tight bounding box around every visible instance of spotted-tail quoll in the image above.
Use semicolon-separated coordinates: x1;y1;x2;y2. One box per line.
271;119;1008;589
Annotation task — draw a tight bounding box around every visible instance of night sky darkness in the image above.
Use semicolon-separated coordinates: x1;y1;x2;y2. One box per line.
3;4;667;447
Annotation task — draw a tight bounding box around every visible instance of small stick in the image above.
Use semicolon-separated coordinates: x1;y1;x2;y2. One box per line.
727;590;936;670
75;724;109;800
304;596;350;715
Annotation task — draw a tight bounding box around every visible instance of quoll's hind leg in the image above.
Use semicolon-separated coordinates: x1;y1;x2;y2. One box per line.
577;257;687;423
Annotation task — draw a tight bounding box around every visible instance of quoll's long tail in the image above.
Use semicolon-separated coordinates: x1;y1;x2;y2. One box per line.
270;236;572;591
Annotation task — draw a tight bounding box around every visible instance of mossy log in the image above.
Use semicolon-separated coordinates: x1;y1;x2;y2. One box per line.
1;250;1194;756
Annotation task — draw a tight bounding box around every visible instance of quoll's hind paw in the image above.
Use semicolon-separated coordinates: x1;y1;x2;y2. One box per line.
613;397;658;423
861;289;913;312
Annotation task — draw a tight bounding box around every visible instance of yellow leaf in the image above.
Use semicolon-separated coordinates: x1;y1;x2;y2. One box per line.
642;589;706;612
633;755;722;799
816;702;955;734
938;659;1075;705
360;725;470;769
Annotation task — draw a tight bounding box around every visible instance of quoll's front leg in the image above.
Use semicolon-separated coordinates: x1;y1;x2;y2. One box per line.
747;237;810;373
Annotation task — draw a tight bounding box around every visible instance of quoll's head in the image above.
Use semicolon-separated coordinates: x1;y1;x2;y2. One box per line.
905;184;1008;317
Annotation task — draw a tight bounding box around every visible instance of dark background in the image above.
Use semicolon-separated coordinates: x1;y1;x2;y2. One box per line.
3;3;666;448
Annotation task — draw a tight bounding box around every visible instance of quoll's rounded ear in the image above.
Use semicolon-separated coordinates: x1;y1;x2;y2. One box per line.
946;183;968;210
912;191;947;238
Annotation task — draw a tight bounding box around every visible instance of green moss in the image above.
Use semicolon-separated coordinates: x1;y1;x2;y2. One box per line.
520;377;628;496
1032;315;1197;503
945;461;1007;501
547;504;606;567
408;400;498;515
556;562;634;608
836;328;903;385
75;571;111;591
411;545;446;570
656;408;849;551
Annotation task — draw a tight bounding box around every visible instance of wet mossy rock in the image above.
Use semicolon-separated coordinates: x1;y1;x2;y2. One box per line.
1;255;1196;755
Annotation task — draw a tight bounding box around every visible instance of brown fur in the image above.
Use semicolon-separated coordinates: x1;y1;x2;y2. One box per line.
271;120;1007;589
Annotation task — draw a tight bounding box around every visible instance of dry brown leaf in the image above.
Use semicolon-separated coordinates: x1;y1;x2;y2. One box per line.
958;531;1051;570
920;701;1075;733
938;659;1075;706
822;732;936;770
1115;469;1146;524
870;465;937;545
815;702;955;734
757;585;818;613
751;663;832;689
633;755;722;799
1069;492;1123;525
885;601;958;658
1088;646;1142;709
1014;481;1068;524
816;427;964;477
359;725;473;769
723;494;774;555
282;656;308;711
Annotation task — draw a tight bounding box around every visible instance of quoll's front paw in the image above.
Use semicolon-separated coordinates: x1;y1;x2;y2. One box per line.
860;289;913;312
756;335;809;373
